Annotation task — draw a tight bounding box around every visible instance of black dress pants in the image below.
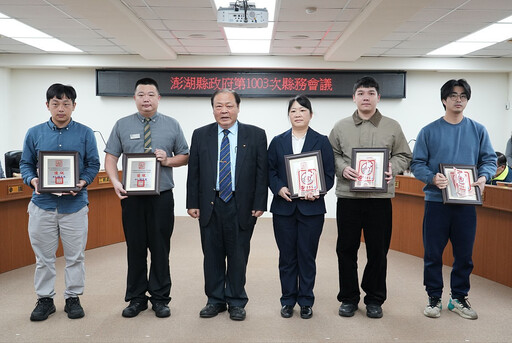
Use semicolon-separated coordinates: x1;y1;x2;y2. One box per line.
200;194;253;307
121;189;174;304
336;197;392;306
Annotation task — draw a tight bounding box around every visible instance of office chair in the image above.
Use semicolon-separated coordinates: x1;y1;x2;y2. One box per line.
4;150;22;177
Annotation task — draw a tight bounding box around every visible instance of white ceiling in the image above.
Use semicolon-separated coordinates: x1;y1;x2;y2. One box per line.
1;0;512;62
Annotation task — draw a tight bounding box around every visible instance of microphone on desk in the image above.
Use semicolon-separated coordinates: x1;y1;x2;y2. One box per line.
403;139;417;177
94;130;107;147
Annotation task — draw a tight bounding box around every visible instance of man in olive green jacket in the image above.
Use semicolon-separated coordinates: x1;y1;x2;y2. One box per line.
329;76;411;319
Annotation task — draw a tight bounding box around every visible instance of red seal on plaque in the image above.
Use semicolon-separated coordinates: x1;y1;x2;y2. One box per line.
357;159;376;187
450;167;473;197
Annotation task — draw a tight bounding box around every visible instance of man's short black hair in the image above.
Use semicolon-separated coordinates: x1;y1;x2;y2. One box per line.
353;76;380;95
440;79;471;109
46;83;77;103
211;89;241;107
135;78;160;93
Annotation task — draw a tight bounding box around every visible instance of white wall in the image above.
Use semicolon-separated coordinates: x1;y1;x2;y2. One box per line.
2;67;510;218
0;68;11;170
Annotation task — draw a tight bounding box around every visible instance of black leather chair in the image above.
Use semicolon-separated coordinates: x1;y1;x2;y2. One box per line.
4;150;22;177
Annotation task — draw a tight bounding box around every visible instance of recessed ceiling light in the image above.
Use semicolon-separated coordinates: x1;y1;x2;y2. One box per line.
0;12;82;52
428;14;512;56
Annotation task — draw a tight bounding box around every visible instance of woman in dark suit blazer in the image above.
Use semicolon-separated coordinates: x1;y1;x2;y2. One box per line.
268;95;335;319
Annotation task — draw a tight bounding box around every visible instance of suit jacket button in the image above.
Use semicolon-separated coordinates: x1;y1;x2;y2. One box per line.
210;202;214;205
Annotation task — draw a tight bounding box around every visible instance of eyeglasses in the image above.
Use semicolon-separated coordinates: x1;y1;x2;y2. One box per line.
448;93;468;101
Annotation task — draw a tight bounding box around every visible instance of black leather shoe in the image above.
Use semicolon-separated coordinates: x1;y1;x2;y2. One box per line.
339;303;358;317
199;303;227;318
280;305;294;318
152;302;171;318
300;306;313;319
122;300;148;318
366;304;383;318
228;306;246;321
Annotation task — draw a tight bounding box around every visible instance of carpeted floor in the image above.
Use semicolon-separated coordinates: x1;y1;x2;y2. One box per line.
0;217;511;343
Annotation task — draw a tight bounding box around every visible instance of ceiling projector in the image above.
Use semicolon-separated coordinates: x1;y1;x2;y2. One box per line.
217;1;268;28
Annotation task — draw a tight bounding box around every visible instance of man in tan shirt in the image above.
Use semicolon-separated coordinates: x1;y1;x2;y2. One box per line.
329;76;411;319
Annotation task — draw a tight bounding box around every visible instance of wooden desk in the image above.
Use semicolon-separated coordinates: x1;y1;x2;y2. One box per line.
2;174;511;288
0;171;124;274
392;175;512;287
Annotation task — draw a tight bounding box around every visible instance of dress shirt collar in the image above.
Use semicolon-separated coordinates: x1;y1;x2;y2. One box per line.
217;120;239;136
137;111;160;123
352;109;382;127
47;117;74;130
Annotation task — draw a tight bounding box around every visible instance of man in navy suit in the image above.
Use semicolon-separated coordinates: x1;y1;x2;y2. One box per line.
186;89;268;321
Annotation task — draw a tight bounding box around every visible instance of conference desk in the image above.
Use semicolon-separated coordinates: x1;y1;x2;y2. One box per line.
391;175;512;288
1;174;511;288
0;171;124;274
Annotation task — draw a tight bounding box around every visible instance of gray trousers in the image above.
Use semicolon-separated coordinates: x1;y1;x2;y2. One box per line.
27;201;89;299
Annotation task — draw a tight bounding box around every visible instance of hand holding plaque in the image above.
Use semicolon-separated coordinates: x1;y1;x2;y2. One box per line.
122;153;160;195
37;151;80;193
439;164;482;205
284;151;327;199
350;148;389;192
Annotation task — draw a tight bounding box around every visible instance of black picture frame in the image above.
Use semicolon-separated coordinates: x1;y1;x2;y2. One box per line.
37;151;80;193
284;150;327;199
122;153;160;195
350;148;389;192
439;163;482;205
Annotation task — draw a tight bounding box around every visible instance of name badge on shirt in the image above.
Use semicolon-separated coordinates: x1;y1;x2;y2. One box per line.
130;133;141;140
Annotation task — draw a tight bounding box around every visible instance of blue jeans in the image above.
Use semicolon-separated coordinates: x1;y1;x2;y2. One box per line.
423;201;476;299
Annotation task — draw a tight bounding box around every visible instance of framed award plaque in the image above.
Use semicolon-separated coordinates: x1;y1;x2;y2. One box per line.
350;148;389;192
38;151;80;193
439;163;482;205
122;153;160;195
284;150;326;199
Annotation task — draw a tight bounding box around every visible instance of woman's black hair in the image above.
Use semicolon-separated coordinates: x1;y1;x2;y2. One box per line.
288;95;313;114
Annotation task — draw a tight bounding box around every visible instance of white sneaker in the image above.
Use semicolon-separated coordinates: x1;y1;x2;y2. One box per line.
448;297;478;320
423;296;442;318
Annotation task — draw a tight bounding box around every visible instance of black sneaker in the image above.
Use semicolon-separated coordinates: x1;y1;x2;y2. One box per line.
64;297;85;319
366;304;383;319
30;297;56;321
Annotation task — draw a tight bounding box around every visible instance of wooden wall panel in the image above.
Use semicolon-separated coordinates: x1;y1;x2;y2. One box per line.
0;198;35;272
